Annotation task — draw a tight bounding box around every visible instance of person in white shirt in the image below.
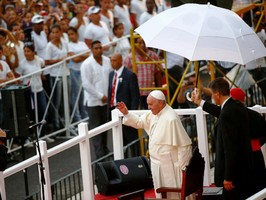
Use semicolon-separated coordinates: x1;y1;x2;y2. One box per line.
117;90;192;199
139;0;157;25
16;42;54;142
80;40;112;159
8;23;25;68
113;0;132;36
100;0;114;39
69;2;89;42
59;18;70;43
67;27;90;122
130;0;146;28
84;6;112;57
31;14;50;112
45;24;69;131
31;15;48;60
17;42;45;98
0;60;14;86
112;23;130;61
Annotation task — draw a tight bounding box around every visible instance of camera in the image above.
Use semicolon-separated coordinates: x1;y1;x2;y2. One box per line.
7;41;15;48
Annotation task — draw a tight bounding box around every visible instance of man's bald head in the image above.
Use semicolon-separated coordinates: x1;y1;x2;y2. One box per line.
110;53;123;70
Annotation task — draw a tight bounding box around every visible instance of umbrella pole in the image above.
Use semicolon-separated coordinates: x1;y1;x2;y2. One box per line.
209;61;216;81
195;61;200;88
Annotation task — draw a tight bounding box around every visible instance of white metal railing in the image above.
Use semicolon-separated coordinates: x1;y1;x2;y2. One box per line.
247;188;266;200
1;106;265;199
0;114;123;200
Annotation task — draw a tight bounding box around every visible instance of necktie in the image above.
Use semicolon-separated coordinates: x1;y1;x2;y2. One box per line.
110;72;117;107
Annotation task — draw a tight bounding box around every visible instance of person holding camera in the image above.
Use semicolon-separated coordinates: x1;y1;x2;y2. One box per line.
177;75;212;140
177;75;211;108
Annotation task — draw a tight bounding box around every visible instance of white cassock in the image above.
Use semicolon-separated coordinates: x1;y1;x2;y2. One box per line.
123;104;193;199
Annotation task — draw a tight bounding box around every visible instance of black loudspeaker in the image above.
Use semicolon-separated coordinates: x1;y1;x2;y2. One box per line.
95;156;154;195
1;85;32;138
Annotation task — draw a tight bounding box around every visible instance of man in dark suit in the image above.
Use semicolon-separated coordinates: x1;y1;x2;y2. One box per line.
108;53;140;157
191;78;255;199
193;87;266;197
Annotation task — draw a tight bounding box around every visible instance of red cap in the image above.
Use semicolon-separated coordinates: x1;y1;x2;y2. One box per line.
230;88;246;102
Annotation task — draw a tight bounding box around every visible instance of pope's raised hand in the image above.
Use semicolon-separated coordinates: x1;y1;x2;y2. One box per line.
116;102;128;115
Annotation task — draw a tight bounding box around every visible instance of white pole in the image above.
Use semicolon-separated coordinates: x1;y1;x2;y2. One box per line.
111;109;124;160
37;140;52;200
78;122;94;200
195;107;212;186
62;61;70;137
0;172;6;200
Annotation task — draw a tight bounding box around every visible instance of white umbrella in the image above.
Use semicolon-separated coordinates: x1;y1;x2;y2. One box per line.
135;3;266;65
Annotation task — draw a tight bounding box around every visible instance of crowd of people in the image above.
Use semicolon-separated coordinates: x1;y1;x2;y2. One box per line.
0;0;170;140
0;0;266;199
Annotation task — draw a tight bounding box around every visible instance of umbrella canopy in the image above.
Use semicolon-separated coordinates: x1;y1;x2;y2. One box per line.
135;3;266;65
171;0;233;9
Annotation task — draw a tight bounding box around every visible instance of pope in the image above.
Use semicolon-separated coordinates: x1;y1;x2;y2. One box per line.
117;90;193;199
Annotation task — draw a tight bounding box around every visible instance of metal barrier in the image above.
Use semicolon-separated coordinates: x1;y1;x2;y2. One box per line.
24;169;83;200
0;108;124;200
247;188;266;200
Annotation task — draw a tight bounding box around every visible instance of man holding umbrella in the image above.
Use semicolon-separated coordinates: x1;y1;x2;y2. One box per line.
191;78;261;199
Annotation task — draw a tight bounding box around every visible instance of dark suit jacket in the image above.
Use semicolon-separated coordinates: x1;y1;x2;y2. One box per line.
204;99;253;187
108;67;140;145
108;67;140;111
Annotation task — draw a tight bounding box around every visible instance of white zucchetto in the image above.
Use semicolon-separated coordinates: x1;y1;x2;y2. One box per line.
149;90;166;101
